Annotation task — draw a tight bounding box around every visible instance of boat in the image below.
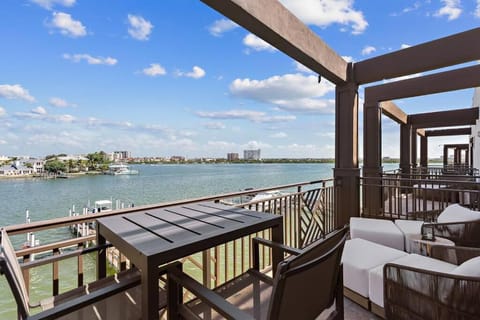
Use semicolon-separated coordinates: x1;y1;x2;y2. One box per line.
106;163;139;175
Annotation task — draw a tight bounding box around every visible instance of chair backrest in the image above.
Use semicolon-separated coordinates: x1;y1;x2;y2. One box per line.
267;226;349;320
0;228;30;319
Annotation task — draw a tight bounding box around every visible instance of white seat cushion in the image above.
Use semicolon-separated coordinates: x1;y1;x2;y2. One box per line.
437;204;480;223
368;253;457;308
394;220;424;252
350;217;405;250
342;238;407;298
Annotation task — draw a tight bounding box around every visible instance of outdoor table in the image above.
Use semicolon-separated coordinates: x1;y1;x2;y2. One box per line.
96;201;284;320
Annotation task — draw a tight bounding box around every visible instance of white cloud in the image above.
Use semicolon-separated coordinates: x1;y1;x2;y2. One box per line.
270;132;287;138
196;109;296;123
31;0;75;10
127;14;153;41
142;63;167;77
243;33;277;52
280;0;368;34
361;45;376;56
0;106;6;117
204;122;226;130
435;0;462;20
0;139;6;145
49;12;86;37
342;56;354;63
32;106;47;115
476;0;480;17
242;140;271;150
0;84;35;102
208;19;238;36
207;140;236;148
49;97;75;108
294;61;314;74
230;73;335;113
63;53;117;65
176;66;206;79
400;44;411;49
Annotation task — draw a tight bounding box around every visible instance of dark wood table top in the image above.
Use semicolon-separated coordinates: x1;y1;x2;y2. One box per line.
97;201;283;266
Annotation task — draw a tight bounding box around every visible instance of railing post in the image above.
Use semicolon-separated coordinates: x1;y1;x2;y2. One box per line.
22;254;30;297
202;249;212;289
52;248;60;296
77;243;84;287
96;224;106;280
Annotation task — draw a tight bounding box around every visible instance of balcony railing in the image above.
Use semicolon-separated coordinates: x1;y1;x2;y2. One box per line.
360;172;480;221
2;178;337;317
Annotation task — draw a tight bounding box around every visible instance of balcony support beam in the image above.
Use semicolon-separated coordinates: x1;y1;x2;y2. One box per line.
334;71;360;225
201;0;348;84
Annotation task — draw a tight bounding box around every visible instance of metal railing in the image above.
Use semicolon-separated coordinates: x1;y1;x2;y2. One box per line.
360;174;480;221
2;178;338;314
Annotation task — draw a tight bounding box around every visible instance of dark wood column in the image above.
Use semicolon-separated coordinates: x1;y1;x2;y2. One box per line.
420;135;428;167
334;73;360;226
362;100;383;216
443;146;449;166
400;124;412;174
411;127;418;168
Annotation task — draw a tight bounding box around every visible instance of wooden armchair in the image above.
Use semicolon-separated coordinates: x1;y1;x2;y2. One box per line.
166;226;349;320
0;228;167;320
384;246;480;320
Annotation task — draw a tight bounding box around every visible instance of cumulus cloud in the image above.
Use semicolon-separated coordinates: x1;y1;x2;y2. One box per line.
475;0;480;17
142;63;167;77
175;66;206;79
127;14;153;40
230;73;335;113
400;44;411;49
63;53;117;65
435;0;462;20
196;109;296;123
0;106;6;117
342;56;354;63
209;19;238;36
204;122;226;130
0;84;35;102
294;61;314;74
49;97;75;108
243;33;277;52
361;45;376;56
280;0;368;34
32;106;47;115
49;12;86;37
31;0;75;10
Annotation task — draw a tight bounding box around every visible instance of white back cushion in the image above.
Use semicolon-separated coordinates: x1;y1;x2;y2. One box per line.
451;256;480;277
437;204;480;223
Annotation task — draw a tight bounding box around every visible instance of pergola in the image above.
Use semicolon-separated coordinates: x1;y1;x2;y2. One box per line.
201;0;480;224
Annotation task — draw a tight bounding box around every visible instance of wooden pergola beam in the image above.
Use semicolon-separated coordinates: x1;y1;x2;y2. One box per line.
417;129;425;137
380;101;407;124
409;108;478;128
365;64;480;103
424;127;471;137
201;0;348;84
355;28;480;84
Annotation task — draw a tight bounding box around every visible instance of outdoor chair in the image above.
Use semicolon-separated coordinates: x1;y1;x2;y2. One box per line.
0;228;167;320
166;226;349;320
384;245;480;320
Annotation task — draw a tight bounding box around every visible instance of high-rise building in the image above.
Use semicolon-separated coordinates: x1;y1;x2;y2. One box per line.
227;153;239;161
243;149;261;160
111;151;131;162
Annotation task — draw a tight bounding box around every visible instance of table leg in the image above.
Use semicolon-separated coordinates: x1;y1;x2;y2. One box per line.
271;222;284;275
96;225;106;280
142;262;159;320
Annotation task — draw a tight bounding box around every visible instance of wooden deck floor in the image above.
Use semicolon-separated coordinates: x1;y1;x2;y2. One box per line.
317;297;381;320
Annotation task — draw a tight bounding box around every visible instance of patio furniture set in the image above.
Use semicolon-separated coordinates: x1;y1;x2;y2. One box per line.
342;203;480;319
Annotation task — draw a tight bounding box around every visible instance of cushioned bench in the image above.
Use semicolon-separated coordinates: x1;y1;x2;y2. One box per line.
350;217;405;251
341;238;407;309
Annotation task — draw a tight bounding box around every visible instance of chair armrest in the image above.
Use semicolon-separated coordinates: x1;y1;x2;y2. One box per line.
252;237;301;271
383;262;480;320
423;220;480;247
168;267;254;320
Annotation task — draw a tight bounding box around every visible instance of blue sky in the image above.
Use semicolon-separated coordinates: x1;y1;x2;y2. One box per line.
0;0;479;159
